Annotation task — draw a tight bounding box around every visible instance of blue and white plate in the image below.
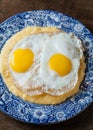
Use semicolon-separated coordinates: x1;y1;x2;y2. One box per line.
0;10;93;124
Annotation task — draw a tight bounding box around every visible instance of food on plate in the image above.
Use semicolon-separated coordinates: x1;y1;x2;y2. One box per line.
0;26;86;104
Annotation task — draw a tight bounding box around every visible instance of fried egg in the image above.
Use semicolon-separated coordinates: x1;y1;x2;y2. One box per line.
9;33;49;95
8;32;83;96
40;33;83;95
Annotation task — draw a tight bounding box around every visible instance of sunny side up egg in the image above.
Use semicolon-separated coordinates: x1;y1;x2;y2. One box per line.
40;33;83;95
9;32;83;96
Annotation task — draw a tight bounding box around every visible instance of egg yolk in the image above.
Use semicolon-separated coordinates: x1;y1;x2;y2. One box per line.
49;53;72;76
10;48;34;73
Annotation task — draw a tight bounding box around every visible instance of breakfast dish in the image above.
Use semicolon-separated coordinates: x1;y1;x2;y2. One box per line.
0;26;86;104
0;10;93;124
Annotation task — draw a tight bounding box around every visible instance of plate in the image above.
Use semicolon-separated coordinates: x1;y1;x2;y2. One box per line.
0;10;93;124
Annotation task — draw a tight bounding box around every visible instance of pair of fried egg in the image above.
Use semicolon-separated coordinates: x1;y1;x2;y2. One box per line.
9;30;83;96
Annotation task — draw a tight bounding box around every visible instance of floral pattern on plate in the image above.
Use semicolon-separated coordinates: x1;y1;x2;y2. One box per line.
0;10;93;124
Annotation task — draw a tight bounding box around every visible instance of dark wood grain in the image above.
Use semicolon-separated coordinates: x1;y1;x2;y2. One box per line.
0;0;93;130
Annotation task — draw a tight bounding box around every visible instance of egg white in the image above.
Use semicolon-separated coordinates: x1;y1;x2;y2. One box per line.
9;33;49;95
9;32;83;96
39;32;83;95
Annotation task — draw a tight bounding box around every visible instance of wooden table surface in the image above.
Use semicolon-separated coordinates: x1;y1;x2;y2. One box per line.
0;0;93;130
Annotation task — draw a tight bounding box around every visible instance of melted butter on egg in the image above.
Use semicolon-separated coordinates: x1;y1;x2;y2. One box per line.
10;48;34;73
49;53;72;76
